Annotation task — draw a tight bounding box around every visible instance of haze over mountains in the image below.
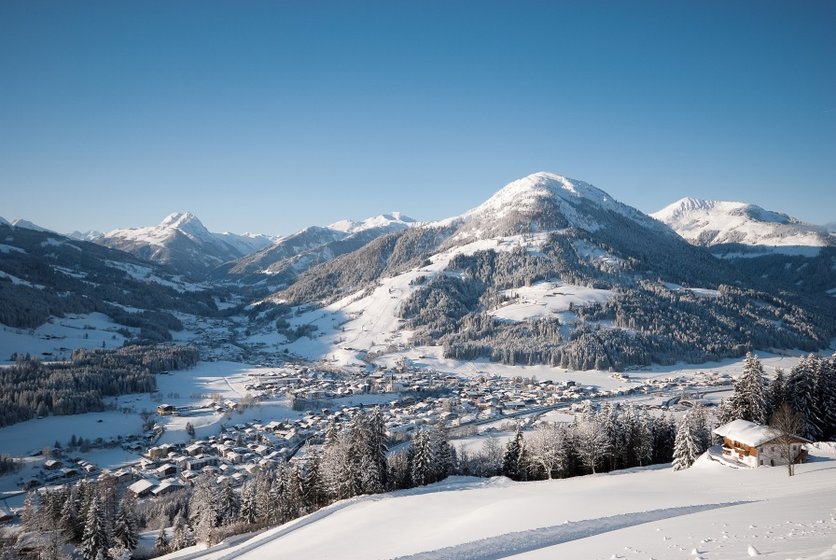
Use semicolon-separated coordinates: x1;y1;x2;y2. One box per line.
2;172;834;369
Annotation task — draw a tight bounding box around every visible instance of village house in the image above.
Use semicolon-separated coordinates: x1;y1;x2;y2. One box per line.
128;478;159;497
156;404;177;416
714;419;809;468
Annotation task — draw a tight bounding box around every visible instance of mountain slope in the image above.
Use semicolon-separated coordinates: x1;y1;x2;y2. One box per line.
223;213;417;287
268;172;835;370
0;223;217;344
653;198;836;296
96;212;274;277
160;449;836;560
652;197;834;252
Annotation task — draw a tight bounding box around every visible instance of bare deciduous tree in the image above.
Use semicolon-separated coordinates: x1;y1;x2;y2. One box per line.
526;423;567;479
769;402;804;477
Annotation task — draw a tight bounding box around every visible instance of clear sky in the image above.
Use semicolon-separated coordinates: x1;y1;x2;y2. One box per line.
1;0;834;236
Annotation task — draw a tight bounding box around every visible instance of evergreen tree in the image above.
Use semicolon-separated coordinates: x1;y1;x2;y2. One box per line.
217;481;240;526
410;429;434;486
787;356;825;441
21;491;38;532
502;428;526;481
688;403;712;453
300;449;326;511
768;368;787;417
728;352;768;424
429;425;453;482
80;496;109;560
672;416;700;470
60;491;81;543
154;525;169;555
815;356;836;439
239;481;258;525
189;473;218;545
111;493;138;552
171;512;194;551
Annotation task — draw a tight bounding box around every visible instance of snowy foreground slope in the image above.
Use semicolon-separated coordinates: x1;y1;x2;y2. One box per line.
164;446;836;560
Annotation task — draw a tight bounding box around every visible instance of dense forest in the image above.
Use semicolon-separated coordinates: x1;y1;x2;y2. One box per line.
396;239;836;370
0;345;199;427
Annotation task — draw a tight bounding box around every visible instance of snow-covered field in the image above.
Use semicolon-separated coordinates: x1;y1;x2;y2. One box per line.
0;312;129;363
160;445;836;560
490;281;616;323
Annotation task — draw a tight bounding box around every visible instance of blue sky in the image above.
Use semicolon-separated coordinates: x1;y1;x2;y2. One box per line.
1;1;834;235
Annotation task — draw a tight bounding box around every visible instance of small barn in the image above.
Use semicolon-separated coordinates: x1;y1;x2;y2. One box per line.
714;419;809;468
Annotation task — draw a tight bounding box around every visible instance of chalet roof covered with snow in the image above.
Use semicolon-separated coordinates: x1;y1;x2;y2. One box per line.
714;419;781;447
128;478;159;494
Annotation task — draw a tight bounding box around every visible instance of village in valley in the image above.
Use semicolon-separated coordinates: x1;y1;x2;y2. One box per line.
0;350;800;518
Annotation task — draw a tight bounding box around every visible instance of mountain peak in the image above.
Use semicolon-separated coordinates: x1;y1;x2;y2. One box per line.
449;171;664;238
328;212;416;234
653;198;832;249
160;211;203;229
10;218;52;232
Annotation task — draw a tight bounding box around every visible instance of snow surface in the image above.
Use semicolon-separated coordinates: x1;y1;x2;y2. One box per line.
714;419;783;447
490;281;616;323
160;445;836;560
653;198;833;251
0;312;128;363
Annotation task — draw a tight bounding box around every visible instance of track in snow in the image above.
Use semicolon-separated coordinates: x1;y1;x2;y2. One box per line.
391;502;750;560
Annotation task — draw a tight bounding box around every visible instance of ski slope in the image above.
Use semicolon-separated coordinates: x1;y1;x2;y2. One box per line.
162;445;836;560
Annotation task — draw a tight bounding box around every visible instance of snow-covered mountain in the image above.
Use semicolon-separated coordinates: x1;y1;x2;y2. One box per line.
0;221;216;342
269;172;833;370
224;213;417;286
446;172;673;241
0;217;54;232
96;212;275;277
66;229;104;241
328;211;416;234
652;197;834;253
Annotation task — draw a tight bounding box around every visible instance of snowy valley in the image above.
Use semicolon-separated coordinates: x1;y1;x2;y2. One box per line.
1;172;835;560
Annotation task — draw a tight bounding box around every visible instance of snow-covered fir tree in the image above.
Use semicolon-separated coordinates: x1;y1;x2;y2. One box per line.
410;429;435;486
171;512;194;551
672;415;701;470
189;473;219;545
239;480;259;525
111;493;138;553
154;525;169;555
502;427;527;481
786;356;825;440
80;495;109;560
217;480;240;526
728;352;768;424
